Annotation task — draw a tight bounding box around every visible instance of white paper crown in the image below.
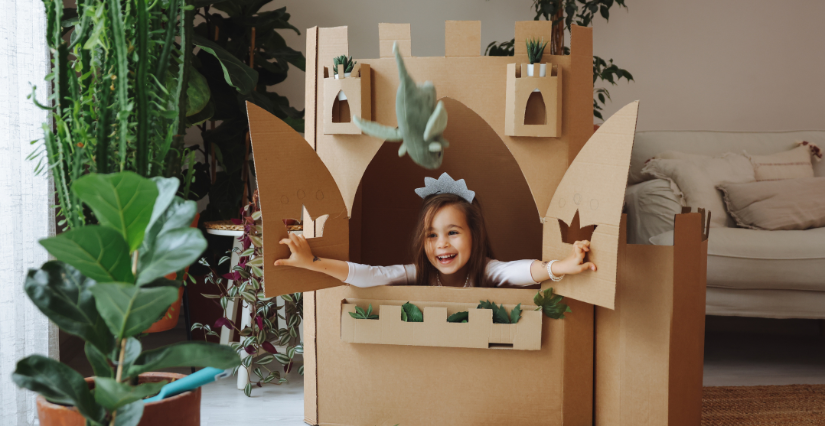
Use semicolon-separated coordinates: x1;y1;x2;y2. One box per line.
414;173;475;203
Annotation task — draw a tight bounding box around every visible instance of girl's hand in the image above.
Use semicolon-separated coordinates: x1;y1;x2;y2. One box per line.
553;240;597;276
274;232;316;269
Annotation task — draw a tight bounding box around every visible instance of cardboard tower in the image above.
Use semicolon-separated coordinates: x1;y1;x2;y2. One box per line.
248;21;709;426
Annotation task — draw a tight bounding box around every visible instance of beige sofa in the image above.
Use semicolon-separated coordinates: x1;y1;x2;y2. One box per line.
624;130;825;319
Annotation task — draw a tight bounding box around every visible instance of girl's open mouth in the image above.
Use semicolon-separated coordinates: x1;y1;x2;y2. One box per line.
437;254;456;264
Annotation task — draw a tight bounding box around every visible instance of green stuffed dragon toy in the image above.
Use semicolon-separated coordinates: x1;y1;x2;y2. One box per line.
353;42;449;170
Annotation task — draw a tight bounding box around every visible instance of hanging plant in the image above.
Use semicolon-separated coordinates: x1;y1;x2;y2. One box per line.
191;190;304;397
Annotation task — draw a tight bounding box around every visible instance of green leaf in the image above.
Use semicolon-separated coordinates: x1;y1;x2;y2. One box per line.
494;303;510;324
401;302;423;322
447;311;469;323
85;342;113;378
25;261;113;353
90;283;179;338
12;355;105;423
147;177;179;232
127;341;241;377
39;226;134;284
139;195;197;261
510;304;522;324
113;400;144;426
72;172;158;252
137;228;206;285
93;377;166;411
186;67;211;116
534;288;571;320
193;35;258;95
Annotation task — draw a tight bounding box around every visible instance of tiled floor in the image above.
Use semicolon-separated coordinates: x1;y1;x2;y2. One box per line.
65;315;825;426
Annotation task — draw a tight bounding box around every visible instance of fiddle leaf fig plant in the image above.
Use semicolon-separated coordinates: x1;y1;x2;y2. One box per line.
13;172;240;426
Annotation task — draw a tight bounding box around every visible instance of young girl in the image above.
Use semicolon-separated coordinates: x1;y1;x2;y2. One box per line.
274;174;596;288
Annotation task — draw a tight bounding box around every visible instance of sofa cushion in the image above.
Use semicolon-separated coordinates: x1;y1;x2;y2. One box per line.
718;177;825;230
649;227;825;292
624;179;683;244
746;144;817;181
641;153;754;227
629;131;825;185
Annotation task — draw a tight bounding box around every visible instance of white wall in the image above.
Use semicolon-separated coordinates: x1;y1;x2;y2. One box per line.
264;0;825;131
593;0;825;131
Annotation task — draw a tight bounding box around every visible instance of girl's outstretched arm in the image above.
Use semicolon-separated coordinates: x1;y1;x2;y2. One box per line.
530;240;597;282
274;232;349;281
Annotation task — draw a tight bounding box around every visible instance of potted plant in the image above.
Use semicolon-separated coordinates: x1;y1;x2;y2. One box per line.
13;172;240;426
191;191;304;396
332;55;357;101
526;37;548;77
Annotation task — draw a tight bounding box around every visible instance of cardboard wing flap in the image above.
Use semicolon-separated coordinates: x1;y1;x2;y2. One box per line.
543;101;640;309
341;299;542;350
247;102;349;295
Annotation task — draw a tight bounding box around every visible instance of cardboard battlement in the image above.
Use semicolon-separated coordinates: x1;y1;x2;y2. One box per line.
340;299;542;350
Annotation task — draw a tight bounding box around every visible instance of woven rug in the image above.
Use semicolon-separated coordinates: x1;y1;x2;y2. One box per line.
703;384;825;425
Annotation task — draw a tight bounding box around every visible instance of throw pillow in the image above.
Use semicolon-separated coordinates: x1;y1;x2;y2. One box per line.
641;153;755;228
746;141;821;182
717;177;825;231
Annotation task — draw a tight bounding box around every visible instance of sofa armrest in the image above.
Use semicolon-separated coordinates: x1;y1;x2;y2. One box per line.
625;179;684;244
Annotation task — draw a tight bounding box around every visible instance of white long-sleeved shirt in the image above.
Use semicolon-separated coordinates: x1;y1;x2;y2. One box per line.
343;259;540;288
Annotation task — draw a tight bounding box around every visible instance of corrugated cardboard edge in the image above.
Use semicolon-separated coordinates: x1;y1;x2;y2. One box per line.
543;101;640;310
246;102;350;295
303;291;318;425
340;299;542;350
668;213;709;426
305;26;318;149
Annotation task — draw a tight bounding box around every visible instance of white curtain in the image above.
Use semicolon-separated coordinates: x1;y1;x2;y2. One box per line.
0;0;58;425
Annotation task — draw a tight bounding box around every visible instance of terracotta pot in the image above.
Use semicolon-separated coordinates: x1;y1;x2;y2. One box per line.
144;213;200;334
36;372;200;426
144;285;184;333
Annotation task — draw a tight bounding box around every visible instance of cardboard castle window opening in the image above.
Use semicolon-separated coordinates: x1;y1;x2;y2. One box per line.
323;63;371;134
506;62;562;137
247;21;709;426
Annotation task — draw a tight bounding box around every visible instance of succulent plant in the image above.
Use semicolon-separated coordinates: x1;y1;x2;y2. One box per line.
333;55;357;75
526;37;548;64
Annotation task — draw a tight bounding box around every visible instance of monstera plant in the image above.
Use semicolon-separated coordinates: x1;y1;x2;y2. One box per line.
12;172;240;426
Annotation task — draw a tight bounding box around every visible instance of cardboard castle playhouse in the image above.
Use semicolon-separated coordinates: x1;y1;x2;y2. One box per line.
248;21;709;426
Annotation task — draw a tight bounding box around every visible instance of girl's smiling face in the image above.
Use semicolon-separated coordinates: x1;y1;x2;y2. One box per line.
425;204;473;279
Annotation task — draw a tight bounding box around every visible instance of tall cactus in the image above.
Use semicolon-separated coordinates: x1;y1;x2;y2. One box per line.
34;0;189;230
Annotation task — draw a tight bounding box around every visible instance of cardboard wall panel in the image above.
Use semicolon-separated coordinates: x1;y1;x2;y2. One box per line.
379;23;411;58
445;21;481;57
305;26;318;149
594;213;708;426
341;299;542;350
668;213;709;426
315;285;589;426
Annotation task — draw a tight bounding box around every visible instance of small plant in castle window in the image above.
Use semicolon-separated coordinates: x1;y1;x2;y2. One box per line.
526;37;548;77
333;55;357;78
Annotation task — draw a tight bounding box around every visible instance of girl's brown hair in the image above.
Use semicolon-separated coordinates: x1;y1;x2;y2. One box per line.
411;193;494;287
